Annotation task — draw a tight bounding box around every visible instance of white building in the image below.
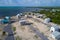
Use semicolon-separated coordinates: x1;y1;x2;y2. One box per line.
19;20;27;25
52;9;56;12
27;15;32;18
50;31;60;40
25;15;27;18
50;25;60;32
37;14;44;18
5;16;10;20
19;20;26;23
20;13;23;15
44;18;51;24
16;14;20;19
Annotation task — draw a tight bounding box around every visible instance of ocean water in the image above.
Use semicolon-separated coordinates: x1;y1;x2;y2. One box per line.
0;7;41;17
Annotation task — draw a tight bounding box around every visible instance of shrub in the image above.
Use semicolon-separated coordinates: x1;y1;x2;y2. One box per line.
34;35;38;38
16;36;22;40
12;27;16;31
39;9;60;24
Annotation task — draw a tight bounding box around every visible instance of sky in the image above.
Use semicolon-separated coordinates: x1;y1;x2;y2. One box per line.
0;0;60;6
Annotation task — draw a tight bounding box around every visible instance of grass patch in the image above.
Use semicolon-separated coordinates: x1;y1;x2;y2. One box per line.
12;27;16;31
16;36;22;40
36;9;60;24
34;35;38;38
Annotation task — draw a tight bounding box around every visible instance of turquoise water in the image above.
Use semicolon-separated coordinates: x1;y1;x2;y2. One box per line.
0;6;41;17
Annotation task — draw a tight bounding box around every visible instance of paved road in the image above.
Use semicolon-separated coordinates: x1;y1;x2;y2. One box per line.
29;25;49;40
3;24;15;40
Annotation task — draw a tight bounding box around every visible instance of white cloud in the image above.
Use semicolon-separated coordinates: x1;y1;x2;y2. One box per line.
0;0;60;6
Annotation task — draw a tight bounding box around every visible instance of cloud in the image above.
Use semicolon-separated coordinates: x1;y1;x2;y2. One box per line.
0;0;60;6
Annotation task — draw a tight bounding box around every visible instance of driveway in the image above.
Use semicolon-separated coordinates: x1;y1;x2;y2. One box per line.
29;25;49;40
3;24;15;40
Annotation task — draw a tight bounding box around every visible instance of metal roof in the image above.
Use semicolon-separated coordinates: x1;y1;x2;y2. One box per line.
51;25;59;29
19;20;26;23
5;16;10;19
52;31;60;37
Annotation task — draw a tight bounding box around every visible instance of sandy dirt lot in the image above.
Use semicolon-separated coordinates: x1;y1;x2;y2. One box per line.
12;21;41;40
26;17;54;40
11;16;54;40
